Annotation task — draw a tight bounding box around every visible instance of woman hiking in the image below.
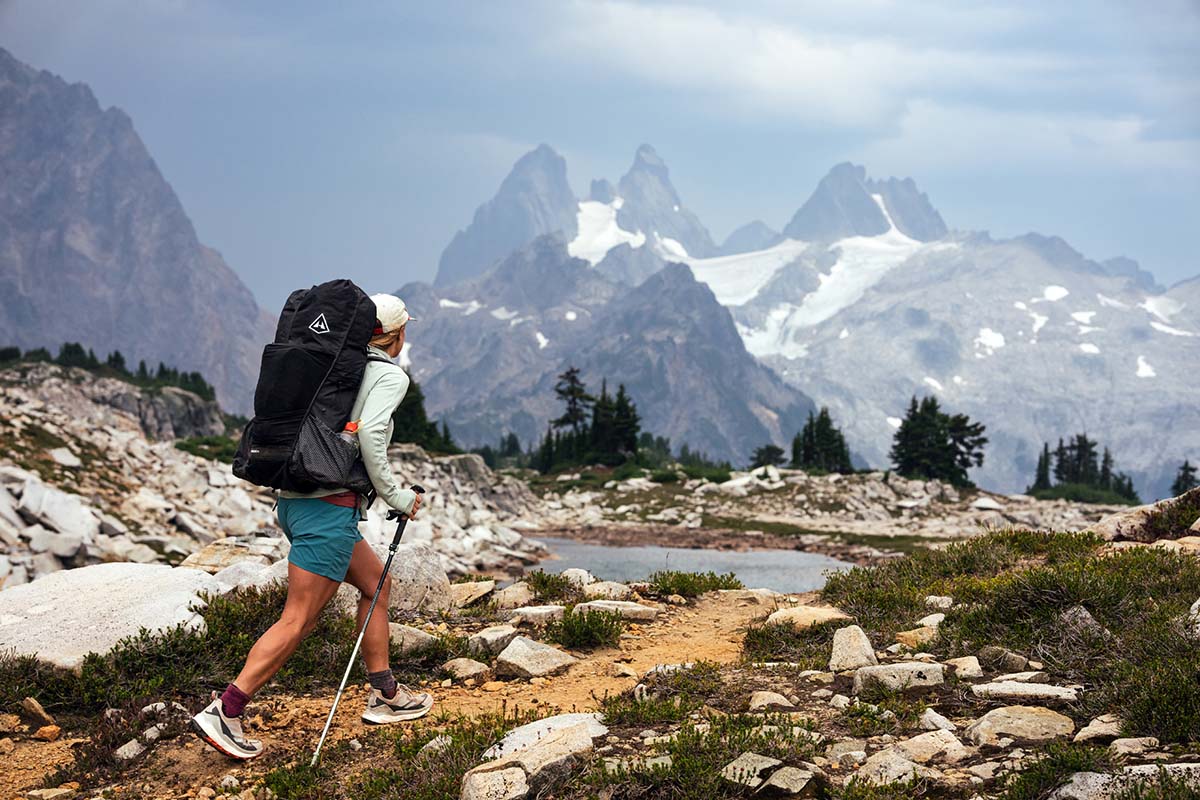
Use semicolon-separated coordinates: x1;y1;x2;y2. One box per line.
191;293;433;760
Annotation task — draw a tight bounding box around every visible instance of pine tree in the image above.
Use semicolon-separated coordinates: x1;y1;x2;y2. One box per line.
552;366;593;433
890;395;986;487
751;444;786;469
136;360;149;381
1099;448;1114;490
1052;438;1069;484
793;407;852;473
612;384;640;456
590;379;617;460
1172;460;1199;497
1029;443;1052;492
105;350;127;374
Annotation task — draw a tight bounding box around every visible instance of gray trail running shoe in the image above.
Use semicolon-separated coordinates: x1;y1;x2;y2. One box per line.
191;693;263;760
362;685;434;724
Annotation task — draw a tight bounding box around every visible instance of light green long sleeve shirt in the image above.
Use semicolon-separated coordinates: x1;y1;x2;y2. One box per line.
280;345;417;515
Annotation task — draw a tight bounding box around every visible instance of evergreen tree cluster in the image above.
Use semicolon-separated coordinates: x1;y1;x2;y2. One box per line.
791;407;853;473
889;395;987;487
1;342;216;401
1170;460;1197;498
473;433;524;469
1028;434;1140;503
750;444;786;469
533;367;642;473
389;378;460;454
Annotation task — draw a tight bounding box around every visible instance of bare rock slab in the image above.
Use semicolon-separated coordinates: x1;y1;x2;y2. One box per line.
444;658;491;681
582;581;633;601
573;599;658;621
766;605;850;628
943;656;984;679
469;625;520;657
450;580;496;608
510;605;566;624
460;766;527;800
495;636;579;678
0;563;218;669
720;752;783;788
482;713;607;759
971;681;1079;703
1073;714;1122;744
494;581;534;610
965;705;1075;746
853;662;944;694
760;766;816;796
857;749;943;786
892;729;970;765
828;624;877;672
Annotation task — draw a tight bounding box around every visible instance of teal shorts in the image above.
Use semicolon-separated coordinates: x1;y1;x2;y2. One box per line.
276;497;362;582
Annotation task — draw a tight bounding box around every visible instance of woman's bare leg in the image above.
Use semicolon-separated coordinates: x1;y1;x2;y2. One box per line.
342;539;392;674
232;562;341;695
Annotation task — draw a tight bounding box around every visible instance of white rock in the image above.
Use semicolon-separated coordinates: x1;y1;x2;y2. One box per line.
1049;763;1200;799
1074;714;1122;744
495;636;578;678
511;604;566;624
17;479;99;540
720;752;783;788
765;605;850;627
573;599;658;621
828;624;877;672
971;682;1079;703
331;541;452;614
1109;737;1157;757
971;497;1005;511
920;708;956;731
853;662;944;694
857;749;943;785
560;568;595;587
443;658;490;681
748;691;794;711
211;560;271;593
582;581;633;601
47;448;82;468
893;729;970;765
925;595;954;609
389;623;439;655
0;563;218;668
965;706;1074;746
917;612;946;627
468;625;520;657
460;766;528;800
494;581;535;609
943;656;984;679
482;712;607;759
449;580;495;608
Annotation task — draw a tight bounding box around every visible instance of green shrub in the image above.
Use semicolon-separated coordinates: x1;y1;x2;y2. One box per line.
740;620;841;669
682;464;732;483
1140;487;1200;541
174;435;239;463
647;570;743;598
1111;769;1200;800
1032;483;1141;506
649;469;680;484
997;743;1110;800
612;462;645;481
545;609;624;650
599;693;698;726
839;690;922;736
524;569;580;602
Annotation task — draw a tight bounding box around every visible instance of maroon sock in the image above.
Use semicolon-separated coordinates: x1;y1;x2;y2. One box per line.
220;683;251;718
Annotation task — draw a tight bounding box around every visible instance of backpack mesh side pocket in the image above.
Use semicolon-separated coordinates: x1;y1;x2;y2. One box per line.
290;415;359;489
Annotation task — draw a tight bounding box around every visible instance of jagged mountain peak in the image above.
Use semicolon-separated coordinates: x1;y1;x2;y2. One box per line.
613;143;716;258
434;144;579;287
783;162;946;243
719;220;782;256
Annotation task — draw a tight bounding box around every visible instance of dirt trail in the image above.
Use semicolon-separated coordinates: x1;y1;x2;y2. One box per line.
2;590;804;799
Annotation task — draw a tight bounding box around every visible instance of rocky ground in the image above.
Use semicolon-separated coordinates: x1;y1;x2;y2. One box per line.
532;464;1127;561
0;363;546;589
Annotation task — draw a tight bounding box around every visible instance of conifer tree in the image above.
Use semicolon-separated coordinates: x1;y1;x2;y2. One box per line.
590;379;616;457
612;384;640;455
1029;443;1052;492
552;367;593;433
890;395;986;487
751;443;786;469
1172;460;1199;497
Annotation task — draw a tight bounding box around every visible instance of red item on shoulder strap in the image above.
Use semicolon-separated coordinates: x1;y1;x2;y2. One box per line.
319;491;359;509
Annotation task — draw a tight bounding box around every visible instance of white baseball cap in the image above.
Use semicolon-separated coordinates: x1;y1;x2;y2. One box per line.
370;293;414;333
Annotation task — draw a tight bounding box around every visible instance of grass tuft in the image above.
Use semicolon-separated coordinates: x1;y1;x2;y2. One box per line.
545;608;625;650
741;619;840;669
996;743;1110;800
1140;487;1200;541
524;569;582;603
646;570;743;598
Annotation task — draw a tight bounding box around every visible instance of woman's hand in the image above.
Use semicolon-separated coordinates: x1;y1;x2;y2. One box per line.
409;492;423;519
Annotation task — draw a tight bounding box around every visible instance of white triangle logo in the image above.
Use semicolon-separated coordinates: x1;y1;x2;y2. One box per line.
309;313;330;335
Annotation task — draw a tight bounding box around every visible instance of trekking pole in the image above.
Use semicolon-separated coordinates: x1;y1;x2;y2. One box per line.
311;484;425;767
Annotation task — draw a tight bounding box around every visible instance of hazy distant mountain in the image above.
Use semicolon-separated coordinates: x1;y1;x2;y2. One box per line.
0;48;272;413
401;237;813;464
435;144;577;287
613;144;717;258
720;221;783;256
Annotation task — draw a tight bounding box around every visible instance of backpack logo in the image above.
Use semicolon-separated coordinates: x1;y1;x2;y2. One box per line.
309;313;330;335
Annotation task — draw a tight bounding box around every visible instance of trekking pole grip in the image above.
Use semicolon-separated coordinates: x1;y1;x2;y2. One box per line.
385;485;425;548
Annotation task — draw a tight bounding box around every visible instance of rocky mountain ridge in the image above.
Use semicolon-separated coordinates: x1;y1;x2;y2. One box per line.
0;47;274;414
0;363;547;590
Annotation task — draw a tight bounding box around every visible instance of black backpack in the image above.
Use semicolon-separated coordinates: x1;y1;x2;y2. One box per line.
233;279;385;496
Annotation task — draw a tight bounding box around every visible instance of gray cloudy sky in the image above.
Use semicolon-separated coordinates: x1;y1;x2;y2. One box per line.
3;0;1198;309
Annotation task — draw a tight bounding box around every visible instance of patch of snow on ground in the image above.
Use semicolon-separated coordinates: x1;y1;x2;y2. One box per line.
490;306;518;321
839;328;849;340
1013;301;1028;311
953;375;964;385
535;331;549;350
1150;321;1195;337
887;416;903;429
654;233;689;260
568;198;645;265
1071;311;1096;324
1140;296;1183;322
509;316;529;327
741;304;809;359
1136;356;1156;378
924;376;944;392
687;239;810;306
1097;293;1128;310
1029;312;1048;334
439;298;482;314
1042;285;1070;302
1079;343;1101;355
974;327;1006;353
565;311;578;321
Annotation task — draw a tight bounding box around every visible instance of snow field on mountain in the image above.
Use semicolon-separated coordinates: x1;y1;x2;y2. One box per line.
568;197;645;265
686;238;810;306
